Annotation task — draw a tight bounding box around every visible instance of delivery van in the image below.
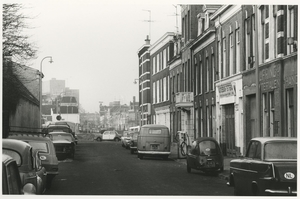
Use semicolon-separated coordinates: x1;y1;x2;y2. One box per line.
137;124;171;160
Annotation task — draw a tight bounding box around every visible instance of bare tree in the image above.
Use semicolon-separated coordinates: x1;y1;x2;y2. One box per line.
3;4;37;63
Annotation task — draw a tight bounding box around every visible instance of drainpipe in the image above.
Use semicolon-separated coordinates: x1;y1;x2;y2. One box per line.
254;6;261;136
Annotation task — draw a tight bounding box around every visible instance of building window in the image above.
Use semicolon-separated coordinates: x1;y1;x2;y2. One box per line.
218;40;221;80
177;73;180;93
211;54;215;91
286;89;295;137
269;92;275;136
153;57;156;74
195;58;198;95
153;81;156;104
167;76;169;101
235;29;240;73
199;59;202;94
222;37;227;77
163;49;167;69
251;14;256;68
156;80;160;103
156;54;159;73
273;6;277;58
163;77;167;102
206;58;209;92
229;33;234;75
195;108;199;136
245;18;250;69
287;6;295;54
206;106;210;137
262;93;268;136
200;107;203;137
260;6;265;62
183;63;186;92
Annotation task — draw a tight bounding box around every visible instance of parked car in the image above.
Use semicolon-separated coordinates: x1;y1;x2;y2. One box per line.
8;133;59;188
121;131;133;149
129;132;139;154
2;154;36;194
46;132;76;160
93;132;103;141
43;123;75;138
227;137;297;196
95;131;121;142
137;124;171;160
186;137;224;174
2;139;47;194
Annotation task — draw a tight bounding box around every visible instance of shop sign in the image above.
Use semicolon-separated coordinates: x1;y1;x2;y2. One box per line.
218;83;235;98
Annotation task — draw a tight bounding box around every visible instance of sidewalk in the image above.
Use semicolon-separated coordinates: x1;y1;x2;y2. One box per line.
172;156;235;181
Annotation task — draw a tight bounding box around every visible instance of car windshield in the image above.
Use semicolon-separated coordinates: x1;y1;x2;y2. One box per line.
199;141;218;156
51;134;73;142
264;141;297;160
27;141;49;153
3;149;22;166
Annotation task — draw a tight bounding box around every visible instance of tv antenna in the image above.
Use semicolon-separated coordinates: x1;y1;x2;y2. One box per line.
142;9;155;40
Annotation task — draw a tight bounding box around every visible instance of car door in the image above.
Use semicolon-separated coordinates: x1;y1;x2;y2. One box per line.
102;131;109;140
187;142;199;169
34;151;47;194
237;141;261;195
110;131;115;140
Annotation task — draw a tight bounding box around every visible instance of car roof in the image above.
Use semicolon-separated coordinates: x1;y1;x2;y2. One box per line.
251;137;297;144
8;134;51;142
141;124;168;128
2;139;32;154
48;131;72;135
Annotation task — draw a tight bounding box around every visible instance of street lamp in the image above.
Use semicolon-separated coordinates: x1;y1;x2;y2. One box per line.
39;56;53;129
134;78;143;126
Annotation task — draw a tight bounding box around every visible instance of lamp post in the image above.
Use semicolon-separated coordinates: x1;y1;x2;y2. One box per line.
134;78;143;126
39;56;53;129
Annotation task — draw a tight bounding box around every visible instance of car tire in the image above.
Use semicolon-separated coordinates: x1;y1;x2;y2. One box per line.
96;137;101;142
114;138;120;142
187;163;191;173
138;153;143;159
220;166;224;172
162;155;168;160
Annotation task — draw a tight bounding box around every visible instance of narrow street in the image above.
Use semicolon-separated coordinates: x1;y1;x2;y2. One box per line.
45;140;233;195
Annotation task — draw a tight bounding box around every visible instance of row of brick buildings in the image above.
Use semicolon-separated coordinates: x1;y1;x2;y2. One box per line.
137;5;297;156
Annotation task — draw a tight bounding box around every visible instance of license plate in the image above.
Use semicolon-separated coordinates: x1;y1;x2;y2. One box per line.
151;144;158;150
207;161;215;167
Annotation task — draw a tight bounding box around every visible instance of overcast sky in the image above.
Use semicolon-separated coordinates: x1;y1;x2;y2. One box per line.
4;0;296;113
7;0;181;113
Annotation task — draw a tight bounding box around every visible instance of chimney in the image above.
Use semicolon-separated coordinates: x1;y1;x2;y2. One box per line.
145;35;150;45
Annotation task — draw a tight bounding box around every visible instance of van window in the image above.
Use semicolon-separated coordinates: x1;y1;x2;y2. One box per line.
149;129;162;134
141;127;169;135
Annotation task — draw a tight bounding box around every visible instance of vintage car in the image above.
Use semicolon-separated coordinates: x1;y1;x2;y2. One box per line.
2;139;47;194
2;154;36;194
95;131;121;142
8;133;59;188
43;123;75;138
227;137;297;196
121;131;133;149
186;137;224;174
46;132;76;160
129;131;139;154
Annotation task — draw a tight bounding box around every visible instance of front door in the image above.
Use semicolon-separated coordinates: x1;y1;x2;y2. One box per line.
225;104;235;156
